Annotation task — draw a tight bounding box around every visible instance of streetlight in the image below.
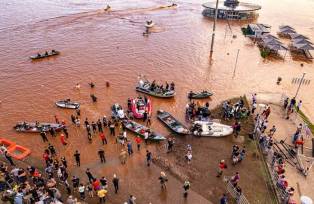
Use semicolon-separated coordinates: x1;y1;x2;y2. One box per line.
294;72;306;98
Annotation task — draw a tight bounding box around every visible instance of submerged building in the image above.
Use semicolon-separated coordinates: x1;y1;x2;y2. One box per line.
202;0;261;20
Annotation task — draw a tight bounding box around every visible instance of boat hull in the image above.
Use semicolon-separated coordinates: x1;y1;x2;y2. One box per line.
157;110;189;135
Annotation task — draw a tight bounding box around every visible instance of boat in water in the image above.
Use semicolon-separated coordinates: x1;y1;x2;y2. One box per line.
112;103;125;119
30;50;60;60
14;122;64;133
191;121;233;137
188;90;213;99
127;97;152;119
55;99;80;109
145;21;155;28
157;110;189;135
136;79;175;98
122;119;166;141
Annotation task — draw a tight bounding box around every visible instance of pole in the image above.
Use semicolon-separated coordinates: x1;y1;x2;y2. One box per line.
232;49;240;78
209;0;219;59
294;72;306;98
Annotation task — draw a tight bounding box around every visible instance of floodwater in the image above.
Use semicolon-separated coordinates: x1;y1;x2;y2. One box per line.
0;0;314;203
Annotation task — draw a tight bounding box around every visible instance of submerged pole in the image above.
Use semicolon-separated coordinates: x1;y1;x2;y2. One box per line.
209;0;219;59
232;49;240;78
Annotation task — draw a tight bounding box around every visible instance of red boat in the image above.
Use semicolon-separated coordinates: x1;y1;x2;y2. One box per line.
128;97;152;119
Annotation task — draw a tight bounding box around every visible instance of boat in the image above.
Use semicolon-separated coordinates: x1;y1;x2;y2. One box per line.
30;50;60;60
122;119;166;141
14;122;64;133
188;90;213;99
145;21;155;28
136;79;175;98
160;3;178;8
127;97;152;119
112;103;125;119
157;110;189;135
104;5;111;11
55;99;80;109
191;121;233;137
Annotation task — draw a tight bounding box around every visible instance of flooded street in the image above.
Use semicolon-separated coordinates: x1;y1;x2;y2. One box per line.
0;0;314;203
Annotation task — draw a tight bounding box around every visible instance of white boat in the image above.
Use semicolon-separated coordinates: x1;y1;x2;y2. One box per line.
191;121;233;137
145;21;155;28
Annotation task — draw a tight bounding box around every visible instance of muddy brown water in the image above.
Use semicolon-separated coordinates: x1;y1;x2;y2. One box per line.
0;0;314;203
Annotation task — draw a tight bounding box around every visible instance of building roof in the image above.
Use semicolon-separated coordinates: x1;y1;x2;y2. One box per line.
248;24;271;33
265;43;288;51
202;1;261;11
279;25;295;31
292;38;313;45
278;28;296;35
292;43;314;50
289;33;309;40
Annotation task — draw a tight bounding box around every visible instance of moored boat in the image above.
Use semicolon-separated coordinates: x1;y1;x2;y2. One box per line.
112;103;125;119
55;99;80;109
30;50;60;60
188;90;213;99
136;79;175;98
14;122;64;133
191;121;233;137
127;97;152;119
157;110;189;135
122;119;165;141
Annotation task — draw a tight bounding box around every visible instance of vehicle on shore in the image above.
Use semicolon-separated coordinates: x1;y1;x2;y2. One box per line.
157;110;189;135
127;97;152;119
191;121;233;137
55;99;80;109
122;119;165;141
136;79;175;98
14;122;64;133
188;90;213;99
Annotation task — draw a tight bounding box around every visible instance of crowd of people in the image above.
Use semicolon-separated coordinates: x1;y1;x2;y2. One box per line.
222;97;250;121
185;101;211;121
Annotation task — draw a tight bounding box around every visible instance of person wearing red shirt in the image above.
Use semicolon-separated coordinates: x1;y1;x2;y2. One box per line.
60;134;67;145
92;178;101;191
135;136;142;151
99;132;107;145
216;160;227;177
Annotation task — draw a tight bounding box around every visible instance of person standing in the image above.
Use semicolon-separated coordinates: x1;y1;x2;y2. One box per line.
146;150;152;167
78;183;85;200
109;122;115;136
220;194;228;204
71;114;76;124
74;150;81;167
127;141;133;156
158;172;168;189
119;149;127;164
86;168;95;183
112;174;119;194
60;134;67;146
98;149;106;163
4;151;15;166
167;138;174;152
144;130;149;144
146;115;151;127
297;100;302;112
216;160;227;177
99;132;107;145
97;119;103;133
40;131;48;142
128;195;136;204
91;121;97;133
143;111;148;122
97;187;107;203
283;97;289;109
135;136;142;151
54;115;60;124
61;156;68;168
48;144;56;156
183;180;191;198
